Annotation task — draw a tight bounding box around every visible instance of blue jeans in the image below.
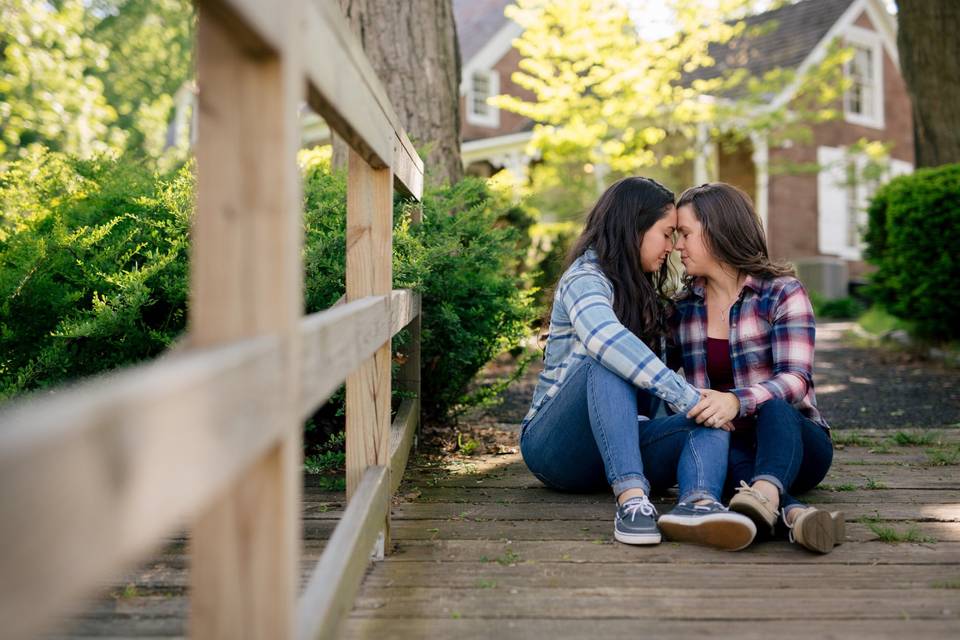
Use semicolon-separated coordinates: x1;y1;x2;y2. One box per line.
520;356;729;503
723;398;833;516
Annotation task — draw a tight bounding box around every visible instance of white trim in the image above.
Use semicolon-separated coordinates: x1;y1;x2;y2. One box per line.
460;20;524;93
768;0;899;112
842;25;885;129
749;131;770;241
465;69;500;128
462;131;534;166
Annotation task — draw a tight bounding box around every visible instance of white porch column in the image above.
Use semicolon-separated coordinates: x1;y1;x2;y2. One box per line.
750;130;770;239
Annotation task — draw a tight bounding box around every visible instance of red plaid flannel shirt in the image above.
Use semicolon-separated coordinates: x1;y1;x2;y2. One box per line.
670;274;829;429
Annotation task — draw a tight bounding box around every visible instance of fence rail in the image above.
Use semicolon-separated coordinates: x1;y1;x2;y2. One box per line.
0;0;424;638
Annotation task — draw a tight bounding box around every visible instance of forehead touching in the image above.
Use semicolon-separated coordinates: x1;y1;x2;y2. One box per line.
676;204;699;231
655;204;678;230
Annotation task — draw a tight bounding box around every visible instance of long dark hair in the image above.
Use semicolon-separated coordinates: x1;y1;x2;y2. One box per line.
560;176;676;347
676;182;795;279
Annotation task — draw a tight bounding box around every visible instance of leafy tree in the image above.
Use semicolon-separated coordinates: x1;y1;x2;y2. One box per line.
495;0;851;219
0;0;123;162
91;0;195;163
0;0;195;166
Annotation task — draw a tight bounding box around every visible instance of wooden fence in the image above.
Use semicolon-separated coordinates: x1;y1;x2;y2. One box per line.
0;0;424;637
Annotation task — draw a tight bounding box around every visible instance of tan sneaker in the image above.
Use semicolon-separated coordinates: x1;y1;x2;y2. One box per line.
787;507;845;554
728;480;779;533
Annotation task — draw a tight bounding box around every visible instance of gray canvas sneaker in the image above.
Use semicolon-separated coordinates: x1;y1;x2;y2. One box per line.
658;500;756;551
614;495;661;545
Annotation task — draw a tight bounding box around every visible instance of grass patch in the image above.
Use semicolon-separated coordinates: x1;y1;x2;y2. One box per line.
931;579;960;589
476;579;497;589
857;306;913;336
925;446;960;466
481;548;522;566
858;517;937;544
863;478;889;490
889;431;936;446
831;431;873;447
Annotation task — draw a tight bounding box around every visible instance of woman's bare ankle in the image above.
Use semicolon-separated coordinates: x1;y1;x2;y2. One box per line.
618;488;647;505
752;480;781;511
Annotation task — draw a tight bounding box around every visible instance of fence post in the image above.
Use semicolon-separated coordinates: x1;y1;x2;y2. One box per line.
345;148;393;556
189;3;303;637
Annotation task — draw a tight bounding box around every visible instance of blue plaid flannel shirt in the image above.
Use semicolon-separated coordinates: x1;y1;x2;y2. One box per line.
522;249;701;428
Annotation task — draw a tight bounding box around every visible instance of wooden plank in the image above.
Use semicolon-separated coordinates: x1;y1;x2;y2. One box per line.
345;149;393;503
341;618;960;640
393;134;424;200
199;0;285;55
389;289;420;338
379;501;960;523
0;338;283;640
297;466;389;640
308;0;424;197
301;0;392;169
382;538;960;565
300;518;960;543
361;562;960;590
389;399;420;494
190;4;304;637
403;486;960;506
298;295;391;418
350;586;960;620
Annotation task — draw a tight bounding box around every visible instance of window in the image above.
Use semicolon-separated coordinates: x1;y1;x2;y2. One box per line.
466;70;499;127
843;27;884;129
818;145;912;260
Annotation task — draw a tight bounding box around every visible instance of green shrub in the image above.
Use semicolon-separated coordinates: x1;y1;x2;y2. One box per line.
864;164;960;341
0;149;535;427
0;151;190;398
809;292;865;319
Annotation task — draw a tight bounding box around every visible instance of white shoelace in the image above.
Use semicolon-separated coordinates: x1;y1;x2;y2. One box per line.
622;496;657;521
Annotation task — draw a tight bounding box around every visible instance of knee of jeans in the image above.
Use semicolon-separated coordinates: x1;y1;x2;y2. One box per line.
756;397;793;419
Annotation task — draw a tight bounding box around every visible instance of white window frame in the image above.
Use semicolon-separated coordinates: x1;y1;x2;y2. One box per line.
466;69;500;128
843;25;884;130
817;144;912;260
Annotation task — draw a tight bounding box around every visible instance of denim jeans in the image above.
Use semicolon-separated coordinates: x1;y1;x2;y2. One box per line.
519;355;729;503
722;398;833;516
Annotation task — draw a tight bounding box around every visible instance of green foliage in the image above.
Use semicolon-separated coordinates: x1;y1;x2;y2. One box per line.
0;0;195;166
0;1;121;161
864;164;960;341
1;149;535;428
810;293;865;319
497;0;852;220
0;150;190;399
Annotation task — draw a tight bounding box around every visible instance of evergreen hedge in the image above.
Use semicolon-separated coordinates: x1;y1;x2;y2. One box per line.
0;149;536;425
864;163;960;341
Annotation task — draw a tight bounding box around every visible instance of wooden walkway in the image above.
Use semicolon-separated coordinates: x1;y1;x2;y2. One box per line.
51;428;960;638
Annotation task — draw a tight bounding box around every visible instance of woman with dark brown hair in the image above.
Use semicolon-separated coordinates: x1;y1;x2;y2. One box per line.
520;176;755;550
670;182;843;553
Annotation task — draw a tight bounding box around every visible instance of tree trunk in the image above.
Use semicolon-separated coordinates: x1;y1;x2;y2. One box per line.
331;0;463;185
897;0;960;167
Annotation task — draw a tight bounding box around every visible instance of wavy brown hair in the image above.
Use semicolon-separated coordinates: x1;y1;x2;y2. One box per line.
676;182;795;279
557;176;676;348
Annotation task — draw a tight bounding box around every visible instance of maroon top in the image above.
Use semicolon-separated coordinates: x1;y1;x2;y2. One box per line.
706;337;753;431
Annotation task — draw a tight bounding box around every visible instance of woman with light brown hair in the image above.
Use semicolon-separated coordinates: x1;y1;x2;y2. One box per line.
668;182;843;553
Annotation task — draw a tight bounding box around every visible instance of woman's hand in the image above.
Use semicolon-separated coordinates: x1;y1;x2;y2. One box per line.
688;389;740;430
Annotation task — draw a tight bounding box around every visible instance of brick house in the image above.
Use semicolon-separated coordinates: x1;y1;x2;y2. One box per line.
454;0;915;297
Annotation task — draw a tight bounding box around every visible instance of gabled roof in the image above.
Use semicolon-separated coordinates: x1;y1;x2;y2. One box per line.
453;0;514;64
702;0;856;81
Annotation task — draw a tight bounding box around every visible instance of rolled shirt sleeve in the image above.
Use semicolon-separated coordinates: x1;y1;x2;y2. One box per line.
561;273;701;414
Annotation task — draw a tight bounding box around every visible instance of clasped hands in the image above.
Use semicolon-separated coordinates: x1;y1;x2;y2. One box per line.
686;389;740;431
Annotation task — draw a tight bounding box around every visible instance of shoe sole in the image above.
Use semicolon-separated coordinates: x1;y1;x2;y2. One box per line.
613;529;662;545
728;496;777;533
793;509;834;553
658;513;757;551
831;511;846;545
